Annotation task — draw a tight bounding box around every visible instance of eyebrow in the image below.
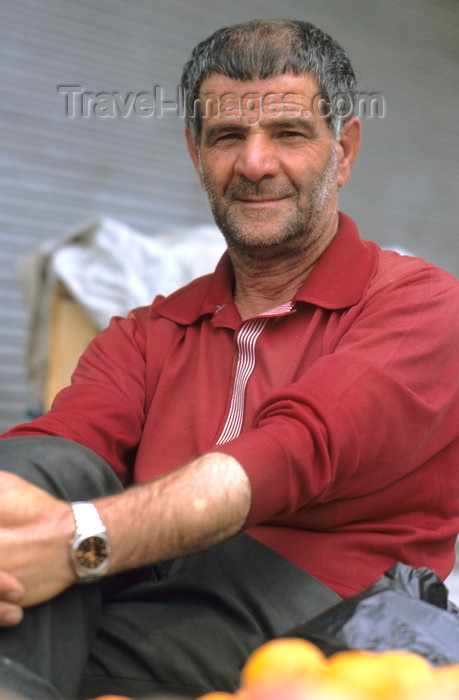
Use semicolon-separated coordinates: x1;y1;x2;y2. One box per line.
267;117;320;137
202;116;320;145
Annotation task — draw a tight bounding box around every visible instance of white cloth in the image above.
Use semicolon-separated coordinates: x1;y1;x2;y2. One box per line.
18;217;225;403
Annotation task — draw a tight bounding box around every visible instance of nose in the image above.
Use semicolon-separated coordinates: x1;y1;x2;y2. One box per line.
233;134;280;182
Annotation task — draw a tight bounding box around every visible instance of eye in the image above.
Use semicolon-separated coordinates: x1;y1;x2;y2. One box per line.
278;130;307;139
207;131;244;148
215;132;242;142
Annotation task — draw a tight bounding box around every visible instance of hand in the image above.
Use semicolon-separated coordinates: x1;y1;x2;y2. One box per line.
0;471;76;622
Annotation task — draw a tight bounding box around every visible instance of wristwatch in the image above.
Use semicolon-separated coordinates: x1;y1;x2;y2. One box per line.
69;501;112;582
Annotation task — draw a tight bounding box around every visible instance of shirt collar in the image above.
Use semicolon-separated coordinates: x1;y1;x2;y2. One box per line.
152;212;378;325
293;212;378;309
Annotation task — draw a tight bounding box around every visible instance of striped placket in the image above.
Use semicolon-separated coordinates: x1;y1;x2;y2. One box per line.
216;301;294;445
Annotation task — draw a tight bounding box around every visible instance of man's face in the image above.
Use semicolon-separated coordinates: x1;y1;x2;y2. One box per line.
187;73;347;259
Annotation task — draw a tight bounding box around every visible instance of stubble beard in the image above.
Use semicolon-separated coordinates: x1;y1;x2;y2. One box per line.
201;147;339;262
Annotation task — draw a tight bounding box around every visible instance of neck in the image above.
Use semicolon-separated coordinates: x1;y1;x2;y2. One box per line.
230;212;338;320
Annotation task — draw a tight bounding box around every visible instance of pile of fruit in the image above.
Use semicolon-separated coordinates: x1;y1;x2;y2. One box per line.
204;639;459;700
89;638;459;700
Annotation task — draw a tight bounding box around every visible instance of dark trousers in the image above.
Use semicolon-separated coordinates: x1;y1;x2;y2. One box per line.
0;437;341;699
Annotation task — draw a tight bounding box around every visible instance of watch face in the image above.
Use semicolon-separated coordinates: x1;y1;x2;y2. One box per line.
76;535;109;569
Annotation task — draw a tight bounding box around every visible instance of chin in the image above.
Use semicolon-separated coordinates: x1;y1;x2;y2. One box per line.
224;230;314;263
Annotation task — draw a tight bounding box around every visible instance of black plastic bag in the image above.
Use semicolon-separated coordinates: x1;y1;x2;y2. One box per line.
288;562;459;666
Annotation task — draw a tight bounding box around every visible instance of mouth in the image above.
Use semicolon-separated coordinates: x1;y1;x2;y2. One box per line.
235;195;291;205
229;195;293;222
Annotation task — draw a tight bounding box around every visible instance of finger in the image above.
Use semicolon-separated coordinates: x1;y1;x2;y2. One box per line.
0;602;23;627
0;570;25;602
0;573;24;627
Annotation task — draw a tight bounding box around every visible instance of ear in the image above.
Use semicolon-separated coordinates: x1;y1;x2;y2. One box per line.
185;127;205;188
336;117;361;188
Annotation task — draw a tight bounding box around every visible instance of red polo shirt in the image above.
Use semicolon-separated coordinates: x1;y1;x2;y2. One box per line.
4;213;459;597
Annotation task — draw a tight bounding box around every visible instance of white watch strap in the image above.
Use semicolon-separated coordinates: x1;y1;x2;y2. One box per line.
71;501;106;537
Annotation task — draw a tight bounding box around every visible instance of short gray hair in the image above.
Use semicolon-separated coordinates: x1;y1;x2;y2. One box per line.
181;19;359;145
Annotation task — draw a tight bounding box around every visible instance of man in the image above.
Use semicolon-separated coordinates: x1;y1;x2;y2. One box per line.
0;18;458;700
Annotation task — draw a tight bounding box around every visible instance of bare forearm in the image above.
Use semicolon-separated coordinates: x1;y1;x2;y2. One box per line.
96;452;251;574
0;452;250;625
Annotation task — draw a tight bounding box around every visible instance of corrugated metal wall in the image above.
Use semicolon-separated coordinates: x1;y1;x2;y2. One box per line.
1;0;458;431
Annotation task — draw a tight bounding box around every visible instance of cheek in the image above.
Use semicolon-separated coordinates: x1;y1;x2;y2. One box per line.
282;160;317;191
201;156;234;192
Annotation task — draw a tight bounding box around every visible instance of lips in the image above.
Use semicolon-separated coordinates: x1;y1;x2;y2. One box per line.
234;194;294;211
229;183;296;203
237;196;290;203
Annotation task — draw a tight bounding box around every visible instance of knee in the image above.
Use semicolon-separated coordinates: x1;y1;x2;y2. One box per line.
0;436;123;501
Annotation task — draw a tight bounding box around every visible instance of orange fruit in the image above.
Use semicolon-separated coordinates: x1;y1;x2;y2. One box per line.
431;664;459;698
325;648;437;700
92;696;133;700
326;650;391;699
237;686;316;700
376;649;434;698
241;637;327;690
